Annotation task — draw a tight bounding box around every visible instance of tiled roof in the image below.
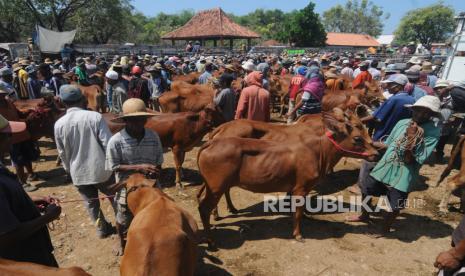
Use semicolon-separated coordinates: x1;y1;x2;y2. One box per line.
162;8;261;40
326;32;380;47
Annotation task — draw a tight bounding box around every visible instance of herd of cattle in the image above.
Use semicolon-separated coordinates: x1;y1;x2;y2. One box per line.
2;67;465;275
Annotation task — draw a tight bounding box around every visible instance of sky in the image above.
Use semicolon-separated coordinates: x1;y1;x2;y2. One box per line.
132;0;465;35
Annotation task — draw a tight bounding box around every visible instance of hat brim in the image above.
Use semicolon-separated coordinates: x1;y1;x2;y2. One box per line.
111;112;160;123
404;104;440;115
0;121;26;134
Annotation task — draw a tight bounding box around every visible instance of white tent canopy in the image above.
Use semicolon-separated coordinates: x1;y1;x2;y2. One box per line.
37;25;76;54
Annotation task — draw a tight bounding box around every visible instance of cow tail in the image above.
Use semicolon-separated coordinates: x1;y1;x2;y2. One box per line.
438;135;465;185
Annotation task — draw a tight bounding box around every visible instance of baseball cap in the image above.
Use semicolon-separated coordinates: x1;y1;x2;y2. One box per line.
59;85;83;103
381;74;409;86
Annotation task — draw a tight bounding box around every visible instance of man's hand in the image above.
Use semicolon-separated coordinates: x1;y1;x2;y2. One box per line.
435;250;461;270
135;164;159;175
44;204;62;222
407;121;419;138
32;196;60;211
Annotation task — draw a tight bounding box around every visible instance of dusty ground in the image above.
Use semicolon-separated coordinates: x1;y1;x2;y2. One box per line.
22;132;463;276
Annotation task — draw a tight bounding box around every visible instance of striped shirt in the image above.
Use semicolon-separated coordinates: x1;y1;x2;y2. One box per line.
106;128;164;204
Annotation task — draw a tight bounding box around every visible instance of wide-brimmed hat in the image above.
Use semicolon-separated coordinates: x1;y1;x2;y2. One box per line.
112;98;159;122
325;71;338;79
405;65;421;80
405;95;440;114
54;59;62;65
224;64;236;72
18;59;30;66
44;58;53;64
434;79;449;89
0;114;26;134
421;61;433;73
407;56;422;65
384;64;400;74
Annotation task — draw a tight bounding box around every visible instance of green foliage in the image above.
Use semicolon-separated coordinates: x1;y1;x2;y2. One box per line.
394;3;455;48
322;0;388;37
0;0;32;42
282;3;327;47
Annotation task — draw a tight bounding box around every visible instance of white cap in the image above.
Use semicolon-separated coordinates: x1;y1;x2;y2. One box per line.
434;79;449;89
242;61;256;71
405;95;440;113
105;70;118;80
342;59;350;64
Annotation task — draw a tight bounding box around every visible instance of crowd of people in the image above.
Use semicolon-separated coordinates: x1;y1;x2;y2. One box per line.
2;49;465;274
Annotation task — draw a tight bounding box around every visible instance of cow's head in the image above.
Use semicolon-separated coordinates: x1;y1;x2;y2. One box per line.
323;108;379;161
107;173;156;196
202;102;225;127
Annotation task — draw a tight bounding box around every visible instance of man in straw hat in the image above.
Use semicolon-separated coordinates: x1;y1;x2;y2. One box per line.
54;85;116;239
348;95;441;236
106;98;163;254
0;114;62;266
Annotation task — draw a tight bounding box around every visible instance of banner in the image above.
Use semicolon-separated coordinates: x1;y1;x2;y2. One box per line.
37;25;76;53
286;49;306;55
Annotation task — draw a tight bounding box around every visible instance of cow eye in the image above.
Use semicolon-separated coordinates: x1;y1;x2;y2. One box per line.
353;136;364;145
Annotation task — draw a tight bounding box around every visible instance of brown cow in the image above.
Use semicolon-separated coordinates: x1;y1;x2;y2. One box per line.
120;174;198;276
197;109;378;245
437;135;465;213
269;74;292;116
172;72;201;84
157;81;214;113
63;73;105;112
208;114;324;218
104;104;224;188
0;258;90;276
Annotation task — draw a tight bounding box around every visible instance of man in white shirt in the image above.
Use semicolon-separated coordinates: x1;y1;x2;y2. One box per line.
340;60;354;80
54;85;116;238
368;60;381;81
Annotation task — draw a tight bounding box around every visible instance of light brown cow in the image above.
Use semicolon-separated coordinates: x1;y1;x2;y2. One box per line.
197;109;378;246
104;103;224;188
172;72;201;84
120;174;198;276
157;81;214;113
0;258;90;276
269;74;292;116
437;135;465;213
63;73;105;112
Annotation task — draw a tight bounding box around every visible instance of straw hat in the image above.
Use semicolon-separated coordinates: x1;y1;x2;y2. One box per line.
224;64;236;72
421;61;433;74
44;58;53;64
112;98;159;122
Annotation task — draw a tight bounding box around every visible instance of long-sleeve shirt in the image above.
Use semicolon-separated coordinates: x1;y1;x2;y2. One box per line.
235;84;270;122
54;107;113;185
352;70;372;89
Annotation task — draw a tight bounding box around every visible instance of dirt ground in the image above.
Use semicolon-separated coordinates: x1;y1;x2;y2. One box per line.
23;131;463;276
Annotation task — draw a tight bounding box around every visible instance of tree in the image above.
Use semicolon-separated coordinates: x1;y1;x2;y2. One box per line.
394;3;455;49
0;0;33;42
279;2;326;47
24;0;90;31
72;0;132;44
322;0;388;37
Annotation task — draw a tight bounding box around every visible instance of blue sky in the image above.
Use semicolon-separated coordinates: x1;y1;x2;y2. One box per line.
132;0;465;34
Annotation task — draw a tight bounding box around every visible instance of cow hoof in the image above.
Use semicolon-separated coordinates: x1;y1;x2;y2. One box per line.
294;235;305;243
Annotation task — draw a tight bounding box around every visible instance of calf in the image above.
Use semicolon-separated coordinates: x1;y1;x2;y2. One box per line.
0;258;90;276
197;109;378;245
172;72;201;84
437;135;465;213
120;174;198;276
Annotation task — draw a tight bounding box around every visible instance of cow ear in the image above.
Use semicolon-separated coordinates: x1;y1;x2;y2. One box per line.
324;108;350;137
